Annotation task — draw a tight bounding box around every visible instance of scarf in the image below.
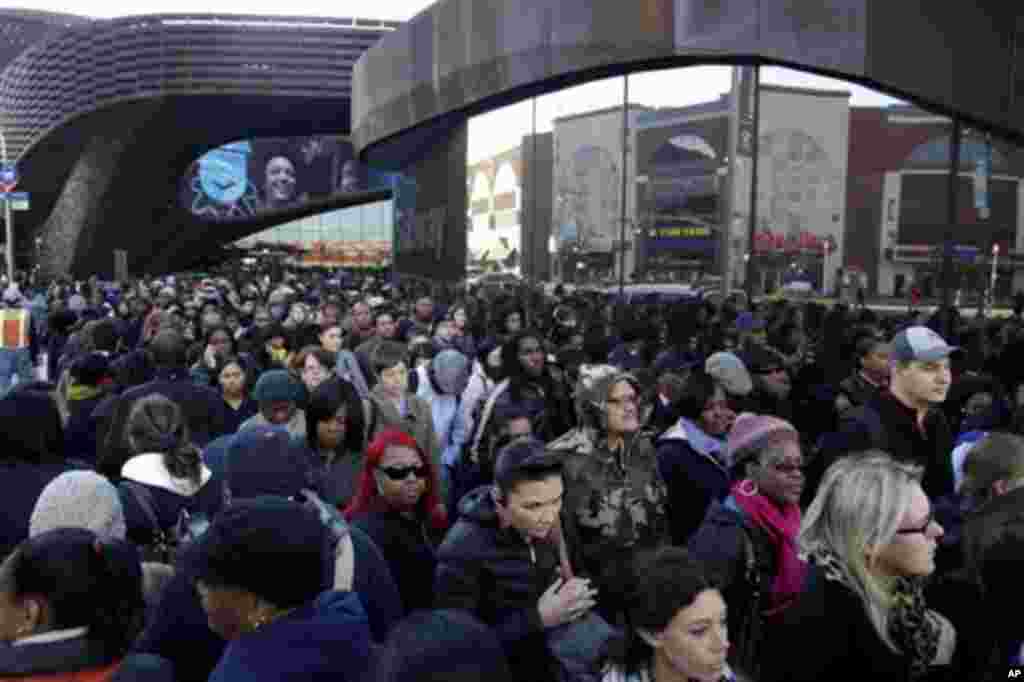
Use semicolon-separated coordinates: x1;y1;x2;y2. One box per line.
807;547;940;680
730;480;805;617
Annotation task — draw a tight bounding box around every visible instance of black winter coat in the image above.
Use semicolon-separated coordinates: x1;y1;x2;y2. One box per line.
820;391;954;500
352;507;438;615
434;487;579;682
761;563;956;682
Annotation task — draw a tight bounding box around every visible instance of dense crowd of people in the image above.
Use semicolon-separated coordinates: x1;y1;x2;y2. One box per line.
0;266;1021;681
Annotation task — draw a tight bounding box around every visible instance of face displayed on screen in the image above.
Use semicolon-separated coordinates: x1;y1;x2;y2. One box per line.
264;156;297;207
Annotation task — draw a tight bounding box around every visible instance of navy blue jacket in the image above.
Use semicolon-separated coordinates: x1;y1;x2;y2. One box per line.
63;395;105;466
656;419;730;545
0;459;82;560
136;524;401;682
208;590;371;682
435;487;575;682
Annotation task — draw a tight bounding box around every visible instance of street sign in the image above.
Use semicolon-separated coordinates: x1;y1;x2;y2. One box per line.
0;164;16;194
0;192;28;211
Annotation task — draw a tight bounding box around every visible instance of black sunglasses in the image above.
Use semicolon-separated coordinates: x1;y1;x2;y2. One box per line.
378;465;427;481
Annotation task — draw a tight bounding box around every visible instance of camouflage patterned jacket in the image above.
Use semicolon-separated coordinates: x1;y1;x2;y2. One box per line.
547;426;671;581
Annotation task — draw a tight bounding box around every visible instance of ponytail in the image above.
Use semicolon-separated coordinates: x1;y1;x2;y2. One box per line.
127;394;201;486
164;441;203;488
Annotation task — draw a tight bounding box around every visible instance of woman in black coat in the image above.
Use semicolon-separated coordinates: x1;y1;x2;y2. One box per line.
345;428;448;614
761;454;957;682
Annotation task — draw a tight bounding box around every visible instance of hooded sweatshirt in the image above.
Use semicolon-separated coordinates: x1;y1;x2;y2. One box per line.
415;350;471;469
208;590;371;682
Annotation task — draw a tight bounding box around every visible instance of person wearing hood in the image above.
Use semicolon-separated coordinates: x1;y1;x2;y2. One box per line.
435;438;594;682
192;497;373;682
117;394;224;552
345;429;448;614
466;330;575;472
414;349;471;492
656;369;741;546
0;283;38;396
547;365;671;627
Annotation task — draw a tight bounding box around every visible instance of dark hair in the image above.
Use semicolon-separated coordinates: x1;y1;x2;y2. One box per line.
372;610;511;682
293;346;337;376
0;390;64;464
259;323;288;348
91;319;119;354
0;528;144;658
674;369;721;423
371;340;409;377
204;325;237;354
500;330;544;382
111;350;155;390
148;330;188;369
374;306;397;322
126;394;202;487
608;546;719;675
305;377;366;454
494;437;562;498
213;354;251;393
855;335;885;363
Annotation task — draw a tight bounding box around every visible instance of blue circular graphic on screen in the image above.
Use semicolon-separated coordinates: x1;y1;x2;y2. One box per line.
0;163;17;187
198;141;251;203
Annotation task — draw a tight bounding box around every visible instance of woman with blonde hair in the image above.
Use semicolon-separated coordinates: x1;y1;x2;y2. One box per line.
762;453;956;682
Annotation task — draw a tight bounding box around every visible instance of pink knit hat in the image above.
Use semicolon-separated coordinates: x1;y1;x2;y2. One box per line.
725;412;799;466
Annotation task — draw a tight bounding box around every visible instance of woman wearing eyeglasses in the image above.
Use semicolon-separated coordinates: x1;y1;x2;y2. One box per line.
761;453;956;682
345;428;448;615
687;414;806;677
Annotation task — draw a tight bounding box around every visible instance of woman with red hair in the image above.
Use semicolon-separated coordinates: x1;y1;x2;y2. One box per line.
345;428;448;614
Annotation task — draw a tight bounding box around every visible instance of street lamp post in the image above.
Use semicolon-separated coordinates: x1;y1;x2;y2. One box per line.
990;243;1000;311
0;131;13;283
548;235;558;283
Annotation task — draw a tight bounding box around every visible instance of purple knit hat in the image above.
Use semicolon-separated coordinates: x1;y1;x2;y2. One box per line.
725;412;798;466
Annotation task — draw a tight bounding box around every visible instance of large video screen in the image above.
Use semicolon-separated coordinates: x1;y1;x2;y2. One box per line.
180;136;370;221
635;114;726;253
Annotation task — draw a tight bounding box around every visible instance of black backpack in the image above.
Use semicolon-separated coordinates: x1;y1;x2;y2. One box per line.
120;480;211;565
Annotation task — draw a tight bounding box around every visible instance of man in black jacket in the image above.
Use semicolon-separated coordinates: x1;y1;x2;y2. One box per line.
826;325;955;500
434;438;597;682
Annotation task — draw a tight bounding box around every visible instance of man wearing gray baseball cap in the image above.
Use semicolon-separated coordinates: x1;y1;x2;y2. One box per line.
818;326;956;500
